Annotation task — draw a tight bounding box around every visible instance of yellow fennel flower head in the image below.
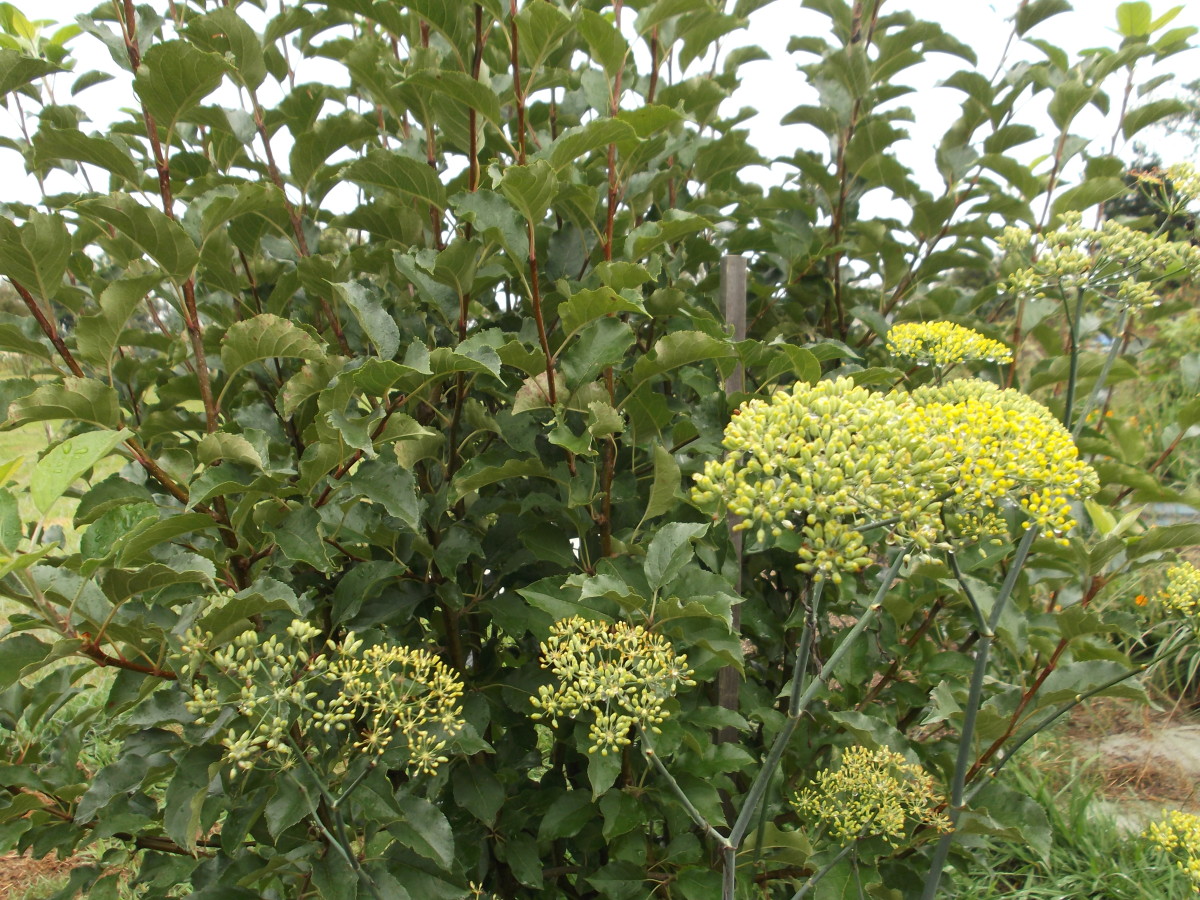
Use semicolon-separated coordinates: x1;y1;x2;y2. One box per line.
530;616;695;756
906;380;1099;542
886;321;1013;367
691;377;944;580
1146;809;1200;885
1160;563;1200;618
1167;162;1200;208
793;745;950;845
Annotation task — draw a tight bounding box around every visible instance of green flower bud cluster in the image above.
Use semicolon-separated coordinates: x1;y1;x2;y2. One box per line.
692;377;948;581
793;745;951;845
181;619;464;777
692;376;1097;578
1001;210;1200;309
886;321;1013;367
1159;562;1200;618
1145;809;1200;885
530;616;695;756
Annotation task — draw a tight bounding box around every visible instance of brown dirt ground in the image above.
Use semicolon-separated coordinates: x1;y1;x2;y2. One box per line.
0;850;81;898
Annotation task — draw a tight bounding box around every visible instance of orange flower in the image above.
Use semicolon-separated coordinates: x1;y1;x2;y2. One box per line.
1135;594;1149;607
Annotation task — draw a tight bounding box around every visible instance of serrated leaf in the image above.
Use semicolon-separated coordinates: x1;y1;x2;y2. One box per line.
31;429;131;514
559;287;647;335
330;281;399;360
343;149;448;210
0;48;61;98
221;314;326;382
78;195;199;281
545;118;638;171
626;210;713;258
405;69;502;130
186;8;266;90
197;432;265;471
629;331;735;390
391;796;455;869
0;213;71;302
643;444;681;523
644;522;707;592
1123;98;1189;140
133;40;227;135
8;380;120;429
578;9;629;76
450;457;553;501
500;159;558;225
75;275;161;368
163;747;218;853
117;513;219;566
34;127;140;184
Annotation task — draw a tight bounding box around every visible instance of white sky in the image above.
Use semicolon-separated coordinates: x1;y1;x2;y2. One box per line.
5;0;1200;206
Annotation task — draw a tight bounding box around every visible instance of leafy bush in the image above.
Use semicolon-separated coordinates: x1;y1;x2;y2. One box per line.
1;1;1200;898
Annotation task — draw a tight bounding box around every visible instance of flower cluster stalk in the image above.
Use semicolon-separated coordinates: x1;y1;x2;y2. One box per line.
920;525;1039;899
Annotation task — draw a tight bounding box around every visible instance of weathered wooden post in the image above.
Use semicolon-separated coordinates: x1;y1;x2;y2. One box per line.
718;254;747;744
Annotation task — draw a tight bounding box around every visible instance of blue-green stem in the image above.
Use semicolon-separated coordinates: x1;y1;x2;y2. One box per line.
1071;306;1128;441
790;839;859;900
721;551;909;899
1060;285;1085;431
920;525;1039;900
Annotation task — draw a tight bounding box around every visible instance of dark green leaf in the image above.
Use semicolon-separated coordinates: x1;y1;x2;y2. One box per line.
133;40;227;135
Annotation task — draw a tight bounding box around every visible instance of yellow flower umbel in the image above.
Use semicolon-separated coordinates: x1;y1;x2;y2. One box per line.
793;746;950;845
693;375;1098;577
886;321;1012;368
906;380;1099;543
1160;562;1200;618
1145;809;1200;885
182;619;464;777
530;616;695;756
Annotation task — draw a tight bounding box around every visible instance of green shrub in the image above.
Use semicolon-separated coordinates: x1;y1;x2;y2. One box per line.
0;2;1199;898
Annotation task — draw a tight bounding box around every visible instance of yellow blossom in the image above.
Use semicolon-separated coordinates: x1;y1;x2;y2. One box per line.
887;321;1012;367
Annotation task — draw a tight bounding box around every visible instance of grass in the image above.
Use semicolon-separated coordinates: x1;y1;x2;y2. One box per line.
948;735;1198;898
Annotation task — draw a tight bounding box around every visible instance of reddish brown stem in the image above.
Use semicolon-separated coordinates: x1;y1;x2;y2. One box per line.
509;0;527;164
10;279;83;377
80;638;176;679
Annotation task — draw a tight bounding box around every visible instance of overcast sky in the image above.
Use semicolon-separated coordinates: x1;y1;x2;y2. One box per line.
5;0;1199;204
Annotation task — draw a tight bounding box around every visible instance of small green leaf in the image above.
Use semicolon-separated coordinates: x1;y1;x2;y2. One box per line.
644;522;707;592
643;444;681;523
578;9;629;76
31;429;131;514
34;127;140;184
0;213;71;302
451;766;504;826
75;275;161;368
133;40;227;136
391;796;455;869
1116;1;1152;37
500;159;558;225
186;8;267;90
78;195;199;281
0;634;51;691
330;281;400;359
629;331;735;391
0;48;61;99
343;149;448;211
8;380;120;429
626;210;713;258
537;790;595;841
221;314;326;382
1123;98;1190;140
163;747;218;853
559;287;647;335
